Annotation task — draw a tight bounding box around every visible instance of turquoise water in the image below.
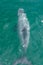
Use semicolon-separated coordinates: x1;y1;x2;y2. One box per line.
0;0;43;65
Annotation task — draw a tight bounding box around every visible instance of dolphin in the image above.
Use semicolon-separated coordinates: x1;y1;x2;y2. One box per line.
18;8;30;51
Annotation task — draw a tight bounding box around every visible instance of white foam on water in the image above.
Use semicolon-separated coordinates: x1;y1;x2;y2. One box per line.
18;8;30;51
41;20;43;23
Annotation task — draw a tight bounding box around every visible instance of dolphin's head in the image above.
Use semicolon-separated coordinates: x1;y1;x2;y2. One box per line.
18;8;24;16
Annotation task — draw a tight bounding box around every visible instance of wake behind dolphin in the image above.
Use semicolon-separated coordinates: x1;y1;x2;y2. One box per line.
18;8;30;51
